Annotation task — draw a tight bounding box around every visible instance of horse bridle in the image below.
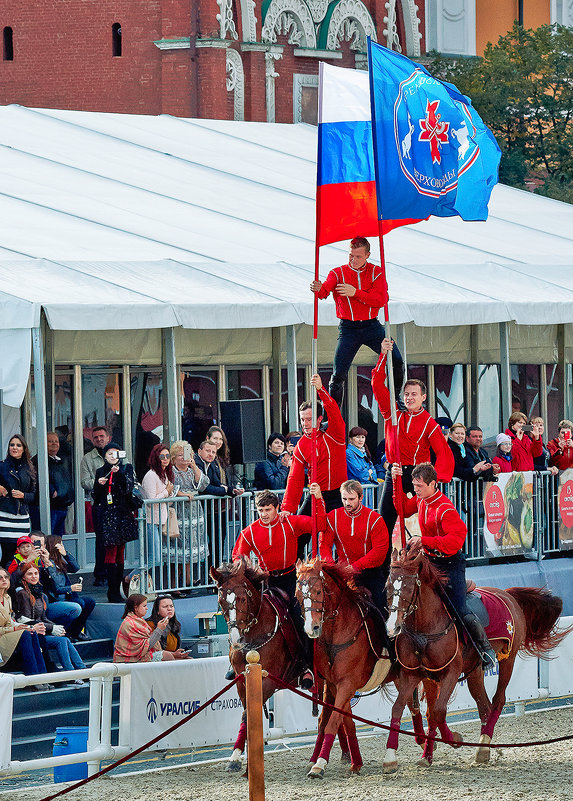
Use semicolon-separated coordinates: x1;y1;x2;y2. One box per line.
297;571;338;627
219;580;262;638
387;569;421;627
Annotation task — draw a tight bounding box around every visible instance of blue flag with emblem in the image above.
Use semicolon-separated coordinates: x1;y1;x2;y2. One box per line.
367;39;501;222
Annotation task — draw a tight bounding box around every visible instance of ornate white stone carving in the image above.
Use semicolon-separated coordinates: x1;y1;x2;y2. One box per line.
265;49;283;123
293;73;318;122
383;0;401;52
217;0;238;40
426;0;475;56
325;0;377;53
239;0;258;42
226;49;245;120
400;0;422;57
262;0;317;49
307;0;329;23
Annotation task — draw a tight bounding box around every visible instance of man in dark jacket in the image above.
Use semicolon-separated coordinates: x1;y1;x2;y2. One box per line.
464;427;500;482
254;433;290;490
32;433;75;537
195;441;234;497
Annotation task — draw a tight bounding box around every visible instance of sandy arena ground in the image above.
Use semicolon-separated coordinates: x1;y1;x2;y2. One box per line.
11;706;573;801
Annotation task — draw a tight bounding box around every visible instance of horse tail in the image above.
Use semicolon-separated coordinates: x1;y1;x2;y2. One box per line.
505;586;572;657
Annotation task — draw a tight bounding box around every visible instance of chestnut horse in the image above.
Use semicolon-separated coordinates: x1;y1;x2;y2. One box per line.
296;558;426;779
383;546;569;772
211;559;305;772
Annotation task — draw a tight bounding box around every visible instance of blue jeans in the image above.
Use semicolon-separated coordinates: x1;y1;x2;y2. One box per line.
429;551;469;618
44;635;85;671
330;319;404;406
46;601;82;631
12;630;47;675
51;508;68;537
146;523;162;567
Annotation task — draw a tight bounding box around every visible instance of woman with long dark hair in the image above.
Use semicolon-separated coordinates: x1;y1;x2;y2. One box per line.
113;593;174;663
206;425;243;495
142;443;174;579
42;535;96;640
0;435;37;566
147;594;189;658
93;444;138;603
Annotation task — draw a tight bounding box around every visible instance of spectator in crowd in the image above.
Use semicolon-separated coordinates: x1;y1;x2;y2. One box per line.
142;444;174;580
31;433;74;537
346;427;376;483
171;440;208;578
206;425;244;496
285;432;301;456
13;563;87;681
80;426;111;587
436;417;454;439
447;423;481;482
492;433;513;473
464;427;500;480
0;566;48;683
93;444;138;603
529;417;559;474
195;441;233;497
7;534;48;576
548;419;573;472
373;438;388;480
254;433;290;490
0;435;36;567
505;412;543;472
147;594;190;659
113;594;174;663
42;535;95;641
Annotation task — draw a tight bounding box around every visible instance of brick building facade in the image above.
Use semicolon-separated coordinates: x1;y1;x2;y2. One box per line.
0;0;425;121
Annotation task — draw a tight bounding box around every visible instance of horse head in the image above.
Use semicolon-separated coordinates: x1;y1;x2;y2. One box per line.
296;558;355;639
210;557;267;646
386;546;424;637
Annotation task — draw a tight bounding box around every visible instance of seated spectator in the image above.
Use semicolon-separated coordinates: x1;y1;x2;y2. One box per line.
31;433;74;537
285;432;301;456
254;433;290;490
113;594;174;663
42;535;95;642
7;534;47;576
142;443;174;574
464;426;500;481
505;412;542;472
0;566;48;682
13;563;86;680
530;417;559;475
206;425;244;497
548;420;573;472
492;433;513;473
147;594;190;659
346;427;376;483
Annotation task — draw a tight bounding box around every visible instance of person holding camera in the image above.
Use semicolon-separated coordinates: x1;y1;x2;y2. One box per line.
93;444;138;603
254;433;291;490
6;534;48;577
41;535;95;641
0;435;36;567
548;420;573;472
504;412;543;472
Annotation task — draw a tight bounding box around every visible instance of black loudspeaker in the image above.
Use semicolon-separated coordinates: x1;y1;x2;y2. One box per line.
219;399;266;464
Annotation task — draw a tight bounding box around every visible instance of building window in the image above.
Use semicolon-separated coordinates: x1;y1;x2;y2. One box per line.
293;74;318;124
435;364;465;425
112;23;122;57
3;27;13;61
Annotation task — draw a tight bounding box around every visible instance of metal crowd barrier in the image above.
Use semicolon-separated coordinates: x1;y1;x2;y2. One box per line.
136;472;564;593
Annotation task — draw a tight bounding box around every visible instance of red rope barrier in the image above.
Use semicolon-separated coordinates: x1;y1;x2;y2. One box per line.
266;671;573;750
38;675;243;801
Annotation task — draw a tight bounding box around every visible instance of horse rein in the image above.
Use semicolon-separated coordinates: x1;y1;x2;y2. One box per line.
219;580;281;652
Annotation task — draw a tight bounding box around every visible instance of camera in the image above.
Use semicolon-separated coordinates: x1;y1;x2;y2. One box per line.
117;450;127;459
33;539;42;548
522;425;533;434
183;444;193;461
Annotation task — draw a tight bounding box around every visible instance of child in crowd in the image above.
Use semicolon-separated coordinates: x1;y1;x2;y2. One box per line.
7;534;47;576
492;433;513;473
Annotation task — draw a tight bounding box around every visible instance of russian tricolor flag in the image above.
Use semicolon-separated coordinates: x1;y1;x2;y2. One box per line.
316;62;420;248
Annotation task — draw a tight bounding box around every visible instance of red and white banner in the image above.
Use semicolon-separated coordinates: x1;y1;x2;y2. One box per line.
558;469;573;550
483;472;534;556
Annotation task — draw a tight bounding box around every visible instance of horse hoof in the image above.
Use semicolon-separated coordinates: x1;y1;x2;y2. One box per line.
452;732;463;749
417;757;432;768
226;760;242;773
307;766;325;779
414;734;426;747
340;751;351;764
475;747;491;764
347;764;361;776
383;761;398;775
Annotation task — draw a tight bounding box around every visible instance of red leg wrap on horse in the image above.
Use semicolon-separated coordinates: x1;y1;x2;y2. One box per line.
412;711;426;744
346;732;363;768
310;733;325;764
318;732;336;763
422;726;437;762
437;721;453;744
386;717;401;751
234;719;247;751
481;708;501;739
337;727;349;755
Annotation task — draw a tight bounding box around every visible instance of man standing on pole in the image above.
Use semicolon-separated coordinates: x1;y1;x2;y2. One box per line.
310;237;404;408
372;338;454;539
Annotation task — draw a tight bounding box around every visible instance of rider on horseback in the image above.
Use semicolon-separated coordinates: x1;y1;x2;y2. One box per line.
316;480;391;643
231;484;323;688
392;462;496;670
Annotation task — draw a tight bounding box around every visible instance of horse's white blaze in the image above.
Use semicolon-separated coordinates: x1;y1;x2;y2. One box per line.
226;592;236;624
386;577;402;635
304;609;315;636
229;626;241;645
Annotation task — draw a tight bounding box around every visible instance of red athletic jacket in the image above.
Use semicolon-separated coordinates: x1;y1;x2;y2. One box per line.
317;262;388;321
547;438;573;471
232;503;324;571
505;428;542;472
397;488;467;557
319;504;389;572
371;352;454;481
282;387;347;513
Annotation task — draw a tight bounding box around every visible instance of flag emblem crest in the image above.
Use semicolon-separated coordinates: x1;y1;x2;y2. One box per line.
418;99;449;164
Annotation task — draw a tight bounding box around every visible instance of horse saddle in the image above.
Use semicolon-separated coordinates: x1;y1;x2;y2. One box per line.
356;658;392;694
466;591;490;628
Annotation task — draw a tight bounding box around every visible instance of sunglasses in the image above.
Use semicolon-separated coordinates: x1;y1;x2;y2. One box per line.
159;454;171;460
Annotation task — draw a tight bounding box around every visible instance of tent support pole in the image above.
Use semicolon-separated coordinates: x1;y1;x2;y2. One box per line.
499;322;512;427
72;364;87;565
271;328;282;433
32;326;51;536
44;317;55;432
470;325;478;426
557;324;567;421
285;325;298;434
122;365;132;463
162;327;180;446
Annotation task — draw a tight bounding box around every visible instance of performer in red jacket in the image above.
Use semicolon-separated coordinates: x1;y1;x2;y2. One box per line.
392;463;495;669
505;412;543;472
310;236;404;407
547;420;573;471
282;374;347;519
372;338;454;538
318;480;390;618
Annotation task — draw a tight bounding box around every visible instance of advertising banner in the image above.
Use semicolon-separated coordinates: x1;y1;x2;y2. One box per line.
122;656;255;751
558;469;573;550
483;472;534;556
